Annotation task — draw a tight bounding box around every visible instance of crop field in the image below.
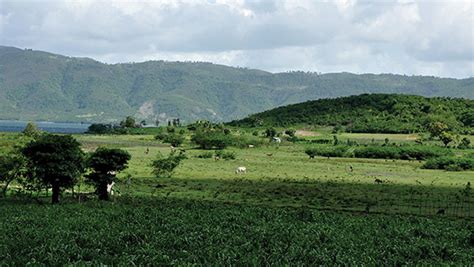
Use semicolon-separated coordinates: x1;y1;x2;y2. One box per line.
1;129;474;265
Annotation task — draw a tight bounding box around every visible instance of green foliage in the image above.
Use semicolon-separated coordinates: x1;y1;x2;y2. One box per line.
423;157;474;171
0;153;25;197
87;123;113;134
265;128;277;138
230;94;474;134
86;147;131;200
21;134;85;203
285;129;296;137
191;131;233;150
353;146;452;160
1;197;473;265
22;122;41;138
155;133;185;147
458;137;471;149
120;116;137;128
1;46;473;123
215;150;236;160
305;146;349;158
151;151;187;178
196;151;214;159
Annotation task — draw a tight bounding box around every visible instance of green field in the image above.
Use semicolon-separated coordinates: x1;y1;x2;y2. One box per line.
1;130;474;265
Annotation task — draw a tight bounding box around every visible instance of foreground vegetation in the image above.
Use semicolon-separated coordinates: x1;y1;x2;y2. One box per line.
1;197;473;265
1;119;473;264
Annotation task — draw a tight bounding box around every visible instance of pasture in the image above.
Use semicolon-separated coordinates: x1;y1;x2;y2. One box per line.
1;129;473;265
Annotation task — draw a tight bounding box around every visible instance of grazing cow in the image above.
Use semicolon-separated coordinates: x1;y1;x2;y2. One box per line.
349;165;353;172
248;145;255;148
235;166;247;174
437;209;445;215
145;148;149;154
266;153;273;157
374;178;383;184
272;137;281;143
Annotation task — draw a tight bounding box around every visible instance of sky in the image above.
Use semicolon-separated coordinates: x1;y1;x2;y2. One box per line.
0;0;473;78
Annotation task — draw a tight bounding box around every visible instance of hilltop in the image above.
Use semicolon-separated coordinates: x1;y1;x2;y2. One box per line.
229;94;474;133
0;46;473;123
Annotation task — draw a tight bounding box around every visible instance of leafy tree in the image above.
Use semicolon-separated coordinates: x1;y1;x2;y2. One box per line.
191;131;233;149
439;131;455;147
458;137;471;149
120;116;136;128
0;153;25;197
163;133;185;147
23;122;41;138
21;135;85;204
285;129;296;137
87;123;112;134
86;147;131;200
265;128;277;138
151;150;186;179
426;122;449;138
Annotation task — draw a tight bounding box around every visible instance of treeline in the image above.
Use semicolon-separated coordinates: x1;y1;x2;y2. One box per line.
229;94;474;134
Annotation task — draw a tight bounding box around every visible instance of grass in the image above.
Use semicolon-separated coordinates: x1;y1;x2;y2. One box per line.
1;130;474;264
1;197;473;265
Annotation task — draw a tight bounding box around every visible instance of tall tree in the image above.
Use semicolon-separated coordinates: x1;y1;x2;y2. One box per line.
22;134;85;203
86;147;131;200
0;153;25;197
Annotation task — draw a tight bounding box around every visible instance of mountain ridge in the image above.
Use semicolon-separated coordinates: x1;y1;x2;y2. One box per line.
1;45;473;123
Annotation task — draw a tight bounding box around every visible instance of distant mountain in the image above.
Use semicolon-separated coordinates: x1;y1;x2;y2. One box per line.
229;94;474;134
0;45;473;123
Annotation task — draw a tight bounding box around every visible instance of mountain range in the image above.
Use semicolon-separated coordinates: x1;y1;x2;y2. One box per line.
0;45;473;123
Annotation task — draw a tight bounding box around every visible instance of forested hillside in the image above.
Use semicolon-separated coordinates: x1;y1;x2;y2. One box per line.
229;94;474;133
1;46;473;123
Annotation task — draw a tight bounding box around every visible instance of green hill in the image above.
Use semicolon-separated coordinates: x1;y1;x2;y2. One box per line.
229;94;474;133
1;46;473;123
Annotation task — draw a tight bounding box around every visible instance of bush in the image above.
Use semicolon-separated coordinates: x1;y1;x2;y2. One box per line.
215;150;236;160
163;134;185;147
196;152;214;159
151;151;187;178
423;156;474;171
353;146;452;160
191;131;233;149
305;146;350;158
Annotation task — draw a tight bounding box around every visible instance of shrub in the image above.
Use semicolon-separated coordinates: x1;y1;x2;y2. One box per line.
353;146;452;160
197;152;214;159
163;134;185;147
423;156;474;171
151;151;187;178
215;150;236;160
305;146;350;158
285;129;296;137
191;131;233;149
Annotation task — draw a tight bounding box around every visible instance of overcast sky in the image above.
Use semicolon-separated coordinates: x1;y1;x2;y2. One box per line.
0;0;473;78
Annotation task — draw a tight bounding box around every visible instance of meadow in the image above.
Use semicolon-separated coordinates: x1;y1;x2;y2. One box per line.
1;129;473;265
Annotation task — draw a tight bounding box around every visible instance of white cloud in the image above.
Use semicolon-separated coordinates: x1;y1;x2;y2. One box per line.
0;0;472;78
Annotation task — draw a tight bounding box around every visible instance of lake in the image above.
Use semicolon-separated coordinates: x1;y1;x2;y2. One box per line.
0;120;91;134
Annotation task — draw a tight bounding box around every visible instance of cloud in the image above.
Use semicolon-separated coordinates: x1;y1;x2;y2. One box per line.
0;0;472;78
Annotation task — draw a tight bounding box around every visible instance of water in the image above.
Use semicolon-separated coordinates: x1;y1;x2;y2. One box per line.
0;120;91;134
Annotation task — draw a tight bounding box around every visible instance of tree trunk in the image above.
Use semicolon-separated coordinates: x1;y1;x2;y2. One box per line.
98;182;109;201
51;183;60;204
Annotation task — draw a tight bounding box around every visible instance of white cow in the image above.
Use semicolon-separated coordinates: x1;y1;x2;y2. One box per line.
272;137;281;143
235;166;247;174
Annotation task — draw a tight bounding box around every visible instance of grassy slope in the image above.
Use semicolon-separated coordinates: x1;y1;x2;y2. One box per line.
229;94;474;133
1;46;473;123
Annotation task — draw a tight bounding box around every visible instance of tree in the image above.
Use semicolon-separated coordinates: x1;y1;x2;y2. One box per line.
86;147;131;200
120;116;136;128
163;134;185;147
0;153;25;197
22;135;85;204
265;128;277;138
87;123;112;134
285;129;296;137
151;150;186;179
458;137;471;149
439;131;454;147
23;122;41;138
426;122;449;138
